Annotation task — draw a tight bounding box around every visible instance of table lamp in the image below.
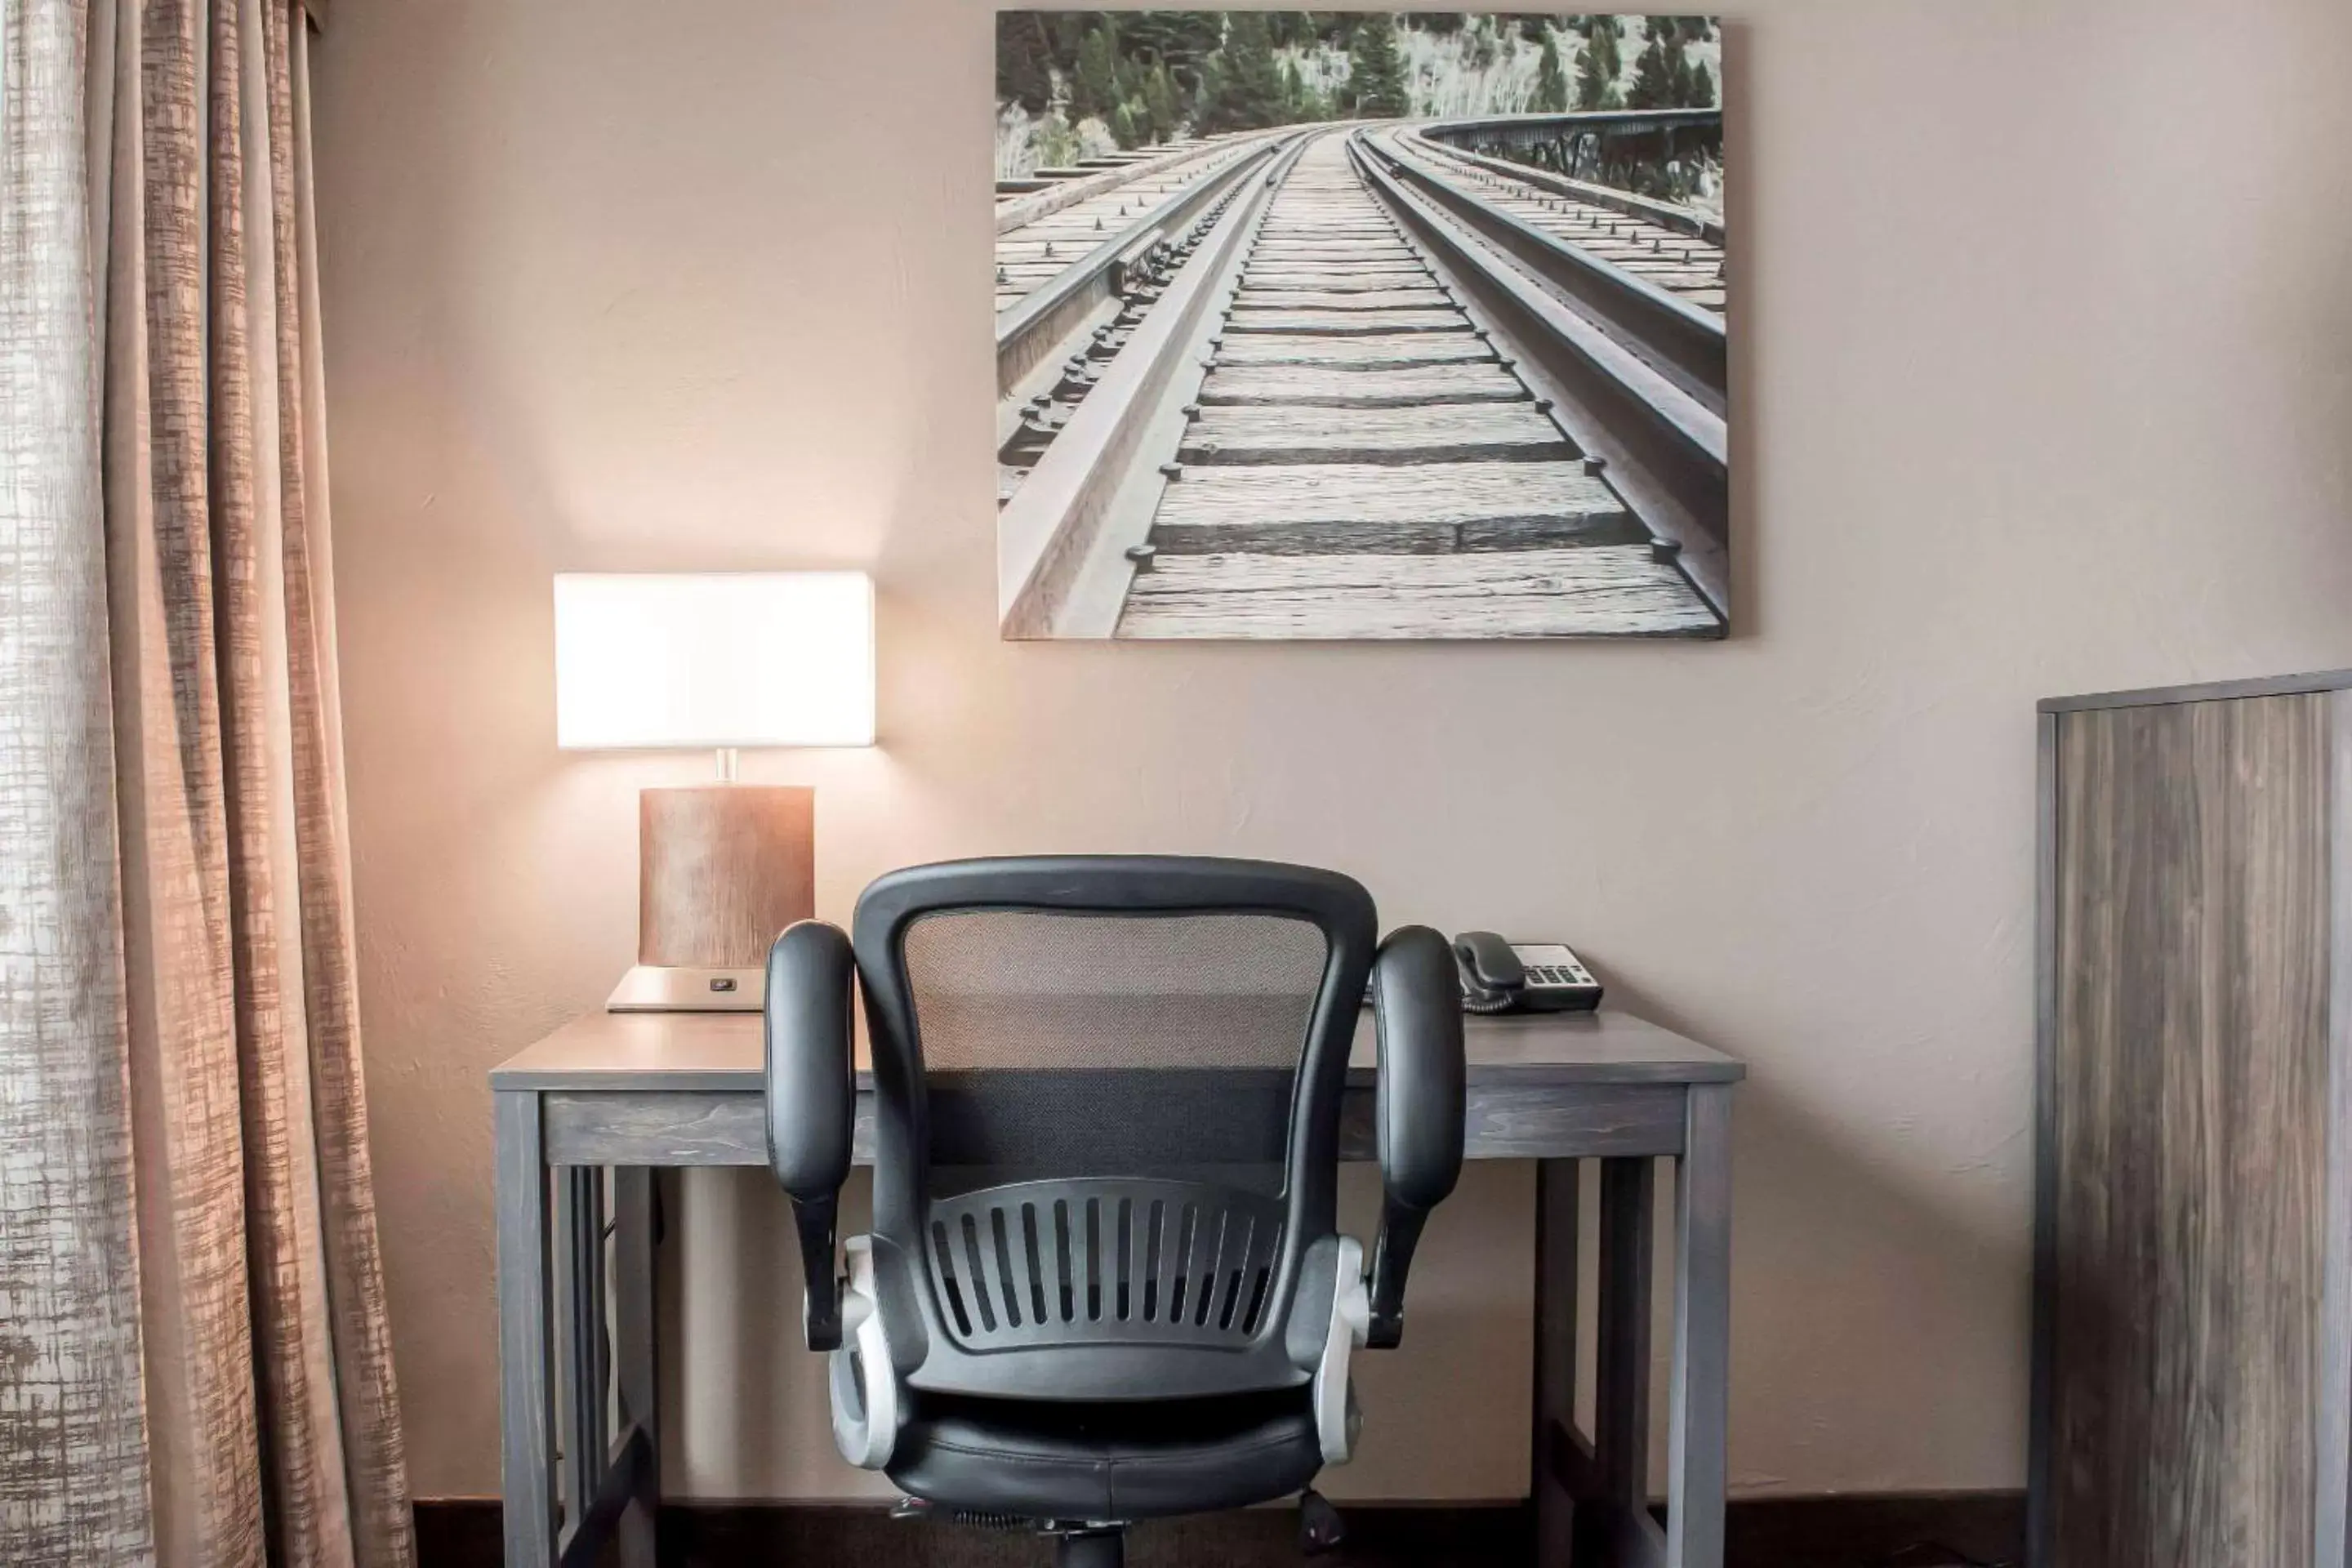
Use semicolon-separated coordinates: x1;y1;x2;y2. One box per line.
555;571;875;1011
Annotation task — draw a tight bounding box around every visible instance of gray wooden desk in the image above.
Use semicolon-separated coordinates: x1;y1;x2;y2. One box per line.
491;1008;1742;1568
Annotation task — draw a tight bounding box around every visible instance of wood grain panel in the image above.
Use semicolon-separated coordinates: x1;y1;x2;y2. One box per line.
1149;461;1636;556
539;1081;1690;1169
637;786;813;967
1178;403;1572;466
1197;363;1526;408
1211;332;1494;368
489;1004;1747;1093
2047;693;2331;1567
1117;547;1720;640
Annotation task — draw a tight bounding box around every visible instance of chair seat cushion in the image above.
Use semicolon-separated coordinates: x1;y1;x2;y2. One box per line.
885;1387;1324;1521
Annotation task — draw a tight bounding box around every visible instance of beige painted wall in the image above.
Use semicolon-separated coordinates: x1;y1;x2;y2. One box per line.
310;0;2352;1504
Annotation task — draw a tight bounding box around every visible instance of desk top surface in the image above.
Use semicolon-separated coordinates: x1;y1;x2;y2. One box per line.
490;1005;1744;1092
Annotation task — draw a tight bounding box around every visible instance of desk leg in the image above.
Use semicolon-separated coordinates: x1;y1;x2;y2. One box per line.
1594;1157;1659;1565
557;1169;612;1552
1531;1159;1581;1565
497;1090;558;1567
612;1167;660;1567
1664;1085;1733;1568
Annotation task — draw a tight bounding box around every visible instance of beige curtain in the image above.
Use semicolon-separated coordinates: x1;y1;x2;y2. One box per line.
2;0;414;1563
1;0;157;1558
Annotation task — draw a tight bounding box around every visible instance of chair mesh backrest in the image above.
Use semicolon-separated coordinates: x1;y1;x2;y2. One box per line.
903;909;1327;1355
903;910;1329;1183
904;911;1327;1070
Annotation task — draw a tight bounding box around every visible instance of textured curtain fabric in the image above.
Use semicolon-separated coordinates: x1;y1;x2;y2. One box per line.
2;1;415;1563
0;0;158;1559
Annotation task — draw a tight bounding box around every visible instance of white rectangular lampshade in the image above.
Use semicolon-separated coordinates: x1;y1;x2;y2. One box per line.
554;572;875;748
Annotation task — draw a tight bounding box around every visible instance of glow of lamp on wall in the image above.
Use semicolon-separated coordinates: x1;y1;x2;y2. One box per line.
554;571;875;1011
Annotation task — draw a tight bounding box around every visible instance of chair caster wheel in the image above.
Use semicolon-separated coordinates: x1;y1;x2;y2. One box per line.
1299;1489;1345;1555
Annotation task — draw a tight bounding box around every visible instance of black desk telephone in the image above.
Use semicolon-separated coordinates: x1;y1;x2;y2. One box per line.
1451;932;1603;1014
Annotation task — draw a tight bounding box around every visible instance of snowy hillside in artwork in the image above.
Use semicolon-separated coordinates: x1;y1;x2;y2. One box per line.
996;13;1722;185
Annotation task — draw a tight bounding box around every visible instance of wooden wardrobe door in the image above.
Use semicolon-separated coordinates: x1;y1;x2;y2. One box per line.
2043;693;2332;1566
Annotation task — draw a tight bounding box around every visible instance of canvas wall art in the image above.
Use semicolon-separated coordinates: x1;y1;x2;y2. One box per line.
993;13;1727;641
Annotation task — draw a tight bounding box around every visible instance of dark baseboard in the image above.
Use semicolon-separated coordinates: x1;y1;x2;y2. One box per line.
410;1498;501;1568
413;1490;2024;1568
1722;1492;2022;1566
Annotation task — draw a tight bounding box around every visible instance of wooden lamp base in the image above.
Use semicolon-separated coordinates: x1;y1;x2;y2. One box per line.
607;784;814;1012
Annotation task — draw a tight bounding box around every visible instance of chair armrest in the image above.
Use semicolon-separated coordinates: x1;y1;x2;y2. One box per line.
765;919;856;1351
1366;924;1466;1348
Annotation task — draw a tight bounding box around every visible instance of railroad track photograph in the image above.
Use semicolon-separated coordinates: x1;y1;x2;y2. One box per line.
995;12;1729;640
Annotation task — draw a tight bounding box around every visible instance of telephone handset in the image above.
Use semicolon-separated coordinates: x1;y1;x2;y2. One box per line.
1452;932;1603;1014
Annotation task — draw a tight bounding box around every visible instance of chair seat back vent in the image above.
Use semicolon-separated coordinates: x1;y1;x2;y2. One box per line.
927;1178;1286;1351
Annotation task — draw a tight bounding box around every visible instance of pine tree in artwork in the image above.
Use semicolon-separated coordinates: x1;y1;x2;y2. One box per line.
1629;16;1708;108
1047;12;1090;71
1576;17;1624;109
1192;56;1227;128
1210;12;1290;131
1143;62;1180;141
1072;20;1120;122
1348;17;1410;117
1626;20;1683;109
996;12;1055;115
1626;36;1662;106
1533;32;1570;112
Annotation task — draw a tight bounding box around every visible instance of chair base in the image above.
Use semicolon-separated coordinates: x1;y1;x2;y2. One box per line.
1299;1488;1346;1554
1057;1528;1124;1568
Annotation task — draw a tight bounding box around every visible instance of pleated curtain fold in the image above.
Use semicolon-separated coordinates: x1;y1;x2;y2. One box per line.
1;1;414;1563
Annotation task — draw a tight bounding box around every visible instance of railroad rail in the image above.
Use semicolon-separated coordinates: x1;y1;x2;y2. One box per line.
1396;127;1724;301
1362;127;1725;413
997;136;1243;229
996;122;1730;640
995;129;1298;398
996;149;1164;202
1417;108;1722;197
1405;126;1723;248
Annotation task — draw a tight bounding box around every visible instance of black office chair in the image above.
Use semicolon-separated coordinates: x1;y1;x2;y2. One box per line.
763;857;1466;1568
